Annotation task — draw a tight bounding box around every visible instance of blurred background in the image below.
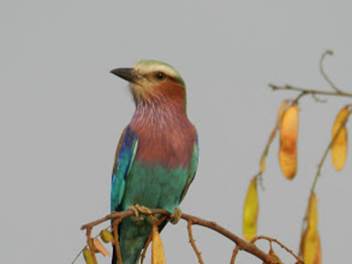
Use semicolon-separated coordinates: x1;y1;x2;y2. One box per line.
1;1;352;263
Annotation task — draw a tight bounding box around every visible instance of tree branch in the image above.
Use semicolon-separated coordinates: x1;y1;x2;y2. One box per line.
80;209;283;263
269;84;352;98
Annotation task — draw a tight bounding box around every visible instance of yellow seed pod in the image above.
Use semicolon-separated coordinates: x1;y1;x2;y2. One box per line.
307;192;318;230
99;229;114;243
277;100;291;128
258;101;290;175
331;106;350;171
299;192;321;264
242;177;259;241
279;103;299;180
93;238;109;257
83;247;96;264
151;224;166;264
300;228;322;264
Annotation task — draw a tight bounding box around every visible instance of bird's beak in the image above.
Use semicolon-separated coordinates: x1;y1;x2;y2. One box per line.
110;68;136;83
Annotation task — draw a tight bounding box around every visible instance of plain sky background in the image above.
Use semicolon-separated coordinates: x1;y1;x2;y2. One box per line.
1;1;352;263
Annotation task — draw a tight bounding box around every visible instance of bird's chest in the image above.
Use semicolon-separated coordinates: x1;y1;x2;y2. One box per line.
135;127;194;168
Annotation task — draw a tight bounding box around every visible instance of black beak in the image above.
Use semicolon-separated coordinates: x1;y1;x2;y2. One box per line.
110;68;135;83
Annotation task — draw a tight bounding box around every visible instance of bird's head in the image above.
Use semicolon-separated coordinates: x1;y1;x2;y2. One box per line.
111;60;186;107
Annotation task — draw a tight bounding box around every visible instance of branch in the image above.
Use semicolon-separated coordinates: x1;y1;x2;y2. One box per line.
81;209;282;263
269;50;352;261
251;236;303;264
112;220;123;264
187;220;205;264
319;49;341;93
270;49;352;100
269;84;352;99
230;245;240;264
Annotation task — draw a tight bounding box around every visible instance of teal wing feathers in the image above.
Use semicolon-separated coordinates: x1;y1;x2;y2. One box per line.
180;140;199;202
110;126;138;212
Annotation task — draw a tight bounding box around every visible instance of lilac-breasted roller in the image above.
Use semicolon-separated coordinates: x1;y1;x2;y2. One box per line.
110;60;199;264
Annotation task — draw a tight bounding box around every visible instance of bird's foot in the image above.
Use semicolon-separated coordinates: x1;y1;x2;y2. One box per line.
170;207;182;225
128;204;153;221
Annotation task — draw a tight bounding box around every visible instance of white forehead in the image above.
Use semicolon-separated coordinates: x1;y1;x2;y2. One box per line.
134;60;181;79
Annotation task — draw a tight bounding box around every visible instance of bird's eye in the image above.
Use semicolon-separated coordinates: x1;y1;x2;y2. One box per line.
155;72;166;81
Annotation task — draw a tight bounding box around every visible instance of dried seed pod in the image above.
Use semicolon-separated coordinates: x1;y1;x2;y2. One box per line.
242;176;259;241
331;106;350;171
151;224;166;264
93;238;109;257
259;101;290;175
99;229;114;244
83;247;96;264
300;228;321;264
279;102;299;180
307;192;318;230
299;192;322;264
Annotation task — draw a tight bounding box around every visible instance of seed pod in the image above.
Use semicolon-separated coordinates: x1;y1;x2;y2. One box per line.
331;106;350;171
99;229;114;244
307;192;318;230
242;176;259;241
93;238;109;257
259;101;290;175
151;224;166;264
83;247;96;264
300;228;321;264
279;102;299;180
299;192;322;264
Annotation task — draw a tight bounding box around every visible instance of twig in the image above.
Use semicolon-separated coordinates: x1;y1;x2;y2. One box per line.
112;219;123;264
229;246;240;264
187;220;205;264
81;209;278;263
269;84;352;98
140;237;151;264
311;93;327;103
319;50;341;93
71;248;84;264
251;236;303;264
293;91;307;103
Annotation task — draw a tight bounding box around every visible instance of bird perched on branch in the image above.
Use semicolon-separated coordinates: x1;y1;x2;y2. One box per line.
110;60;199;264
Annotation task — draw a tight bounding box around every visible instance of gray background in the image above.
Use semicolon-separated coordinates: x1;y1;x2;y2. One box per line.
1;1;352;263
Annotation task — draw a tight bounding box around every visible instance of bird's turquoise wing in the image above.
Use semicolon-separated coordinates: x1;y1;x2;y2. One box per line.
111;126;138;212
180;140;199;202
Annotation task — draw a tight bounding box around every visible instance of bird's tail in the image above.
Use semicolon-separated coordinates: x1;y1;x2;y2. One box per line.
111;218;151;264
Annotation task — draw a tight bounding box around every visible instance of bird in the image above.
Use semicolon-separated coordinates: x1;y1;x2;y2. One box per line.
110;60;199;264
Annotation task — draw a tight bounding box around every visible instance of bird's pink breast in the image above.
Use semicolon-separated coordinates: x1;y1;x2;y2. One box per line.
130;115;196;168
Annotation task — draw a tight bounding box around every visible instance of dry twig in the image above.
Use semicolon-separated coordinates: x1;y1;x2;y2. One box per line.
112;220;123;264
251;236;303;264
187;220;205;264
230;245;240;264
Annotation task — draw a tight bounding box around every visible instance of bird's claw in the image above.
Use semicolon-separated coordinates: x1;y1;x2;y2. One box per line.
128;204;152;220
170;208;182;224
